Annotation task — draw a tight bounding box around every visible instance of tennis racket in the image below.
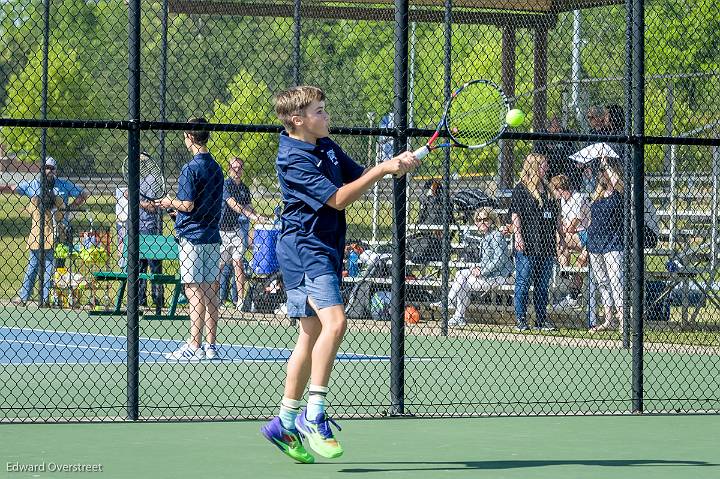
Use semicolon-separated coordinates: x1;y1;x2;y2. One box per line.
122;152;167;201
413;79;511;160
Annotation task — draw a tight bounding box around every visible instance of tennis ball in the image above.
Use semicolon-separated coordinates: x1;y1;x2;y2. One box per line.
506;108;525;127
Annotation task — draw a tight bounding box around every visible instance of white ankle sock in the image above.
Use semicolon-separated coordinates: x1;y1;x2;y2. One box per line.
307;385;329;418
279;397;302;429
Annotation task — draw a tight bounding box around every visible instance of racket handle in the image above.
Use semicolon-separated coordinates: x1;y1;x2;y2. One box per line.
414;145;430;160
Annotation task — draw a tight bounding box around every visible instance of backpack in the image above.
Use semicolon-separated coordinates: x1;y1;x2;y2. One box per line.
242;272;286;313
406;233;443;263
452;189;497;223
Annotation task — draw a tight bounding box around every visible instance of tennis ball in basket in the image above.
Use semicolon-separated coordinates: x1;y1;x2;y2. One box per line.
506;108;526;127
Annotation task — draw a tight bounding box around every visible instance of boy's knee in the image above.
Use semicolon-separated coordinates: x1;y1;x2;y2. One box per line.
322;314;346;339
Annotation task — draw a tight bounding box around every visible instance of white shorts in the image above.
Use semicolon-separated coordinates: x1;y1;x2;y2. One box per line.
220;229;248;263
179;238;221;284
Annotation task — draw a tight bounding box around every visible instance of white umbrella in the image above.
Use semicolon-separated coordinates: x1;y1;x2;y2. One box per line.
569;142;619;164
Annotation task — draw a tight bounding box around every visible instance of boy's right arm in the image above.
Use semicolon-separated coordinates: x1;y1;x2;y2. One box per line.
326;151;419;210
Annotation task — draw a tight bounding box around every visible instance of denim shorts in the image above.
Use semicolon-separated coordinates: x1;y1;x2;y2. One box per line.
286;273;344;318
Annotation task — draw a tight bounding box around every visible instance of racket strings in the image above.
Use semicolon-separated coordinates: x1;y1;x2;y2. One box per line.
446;83;508;147
139;157;166;200
449;97;507;146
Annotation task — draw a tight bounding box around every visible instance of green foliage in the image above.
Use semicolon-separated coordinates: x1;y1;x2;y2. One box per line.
2;43;96;167
208;72;277;176
0;1;720;179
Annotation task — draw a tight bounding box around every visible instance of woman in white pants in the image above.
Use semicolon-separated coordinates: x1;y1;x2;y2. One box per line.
586;156;625;332
445;208;513;326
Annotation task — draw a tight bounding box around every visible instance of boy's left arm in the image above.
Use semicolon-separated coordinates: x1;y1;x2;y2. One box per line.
323;140;418;211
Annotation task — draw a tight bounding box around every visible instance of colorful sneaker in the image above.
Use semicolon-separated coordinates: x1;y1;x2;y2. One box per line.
261;416;315;464
295;408;344;459
164;342;204;361
203;344;221;360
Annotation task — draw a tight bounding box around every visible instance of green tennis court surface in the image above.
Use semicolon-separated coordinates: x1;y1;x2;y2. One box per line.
2;415;718;478
2;306;719;420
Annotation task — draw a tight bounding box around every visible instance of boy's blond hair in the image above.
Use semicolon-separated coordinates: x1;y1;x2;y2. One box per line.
273;85;325;131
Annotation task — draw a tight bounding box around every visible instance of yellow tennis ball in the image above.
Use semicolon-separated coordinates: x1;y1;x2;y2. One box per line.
506;108;525;127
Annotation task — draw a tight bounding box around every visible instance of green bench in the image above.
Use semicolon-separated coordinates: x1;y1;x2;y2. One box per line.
89;234;189;321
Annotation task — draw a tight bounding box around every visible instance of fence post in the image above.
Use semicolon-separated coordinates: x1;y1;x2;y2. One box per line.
440;0;453;338
159;0;168;193
390;0;409;416
38;0;51;305
292;0;302;86
126;0;142;422
712;147;719;279
630;0;645;415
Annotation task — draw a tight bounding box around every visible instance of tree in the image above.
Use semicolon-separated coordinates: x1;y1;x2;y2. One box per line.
208;71;277;177
2;43;97;168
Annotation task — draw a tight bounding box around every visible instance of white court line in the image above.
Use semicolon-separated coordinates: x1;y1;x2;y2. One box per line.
2;338;165;356
1;338;399;364
0;325;398;360
0;325;288;353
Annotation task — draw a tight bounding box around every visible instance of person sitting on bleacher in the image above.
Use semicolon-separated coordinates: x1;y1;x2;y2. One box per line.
442;207;513;327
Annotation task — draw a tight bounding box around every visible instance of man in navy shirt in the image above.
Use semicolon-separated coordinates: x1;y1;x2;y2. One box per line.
156;118;224;361
260;86;419;463
218;157;268;308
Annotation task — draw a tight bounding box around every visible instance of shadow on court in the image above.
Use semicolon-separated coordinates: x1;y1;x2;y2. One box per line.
335;459;717;473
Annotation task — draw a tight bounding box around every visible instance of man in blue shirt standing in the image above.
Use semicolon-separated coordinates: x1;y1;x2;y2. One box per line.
11;157;90;210
260;86;419;464
156;118;224;361
2;157;89;306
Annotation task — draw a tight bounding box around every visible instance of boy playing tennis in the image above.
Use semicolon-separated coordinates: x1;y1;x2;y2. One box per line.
261;86;419;463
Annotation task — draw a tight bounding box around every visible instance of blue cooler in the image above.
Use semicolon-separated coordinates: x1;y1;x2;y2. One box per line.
251;224;280;274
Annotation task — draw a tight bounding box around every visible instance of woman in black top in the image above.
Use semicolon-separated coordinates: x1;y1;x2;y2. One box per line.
511;153;561;331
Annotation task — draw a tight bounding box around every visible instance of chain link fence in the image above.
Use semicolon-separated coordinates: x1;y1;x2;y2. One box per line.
1;0;718;422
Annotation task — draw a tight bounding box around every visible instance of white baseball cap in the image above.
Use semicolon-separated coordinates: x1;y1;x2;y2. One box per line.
45;157;57;168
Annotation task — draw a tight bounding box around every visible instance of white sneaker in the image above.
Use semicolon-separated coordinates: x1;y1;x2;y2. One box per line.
555;295;581;309
448;317;467;327
164;342;205;361
203;344;221;360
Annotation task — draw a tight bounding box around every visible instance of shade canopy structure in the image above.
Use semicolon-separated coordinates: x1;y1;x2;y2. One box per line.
167;0;622;187
169;0;623;18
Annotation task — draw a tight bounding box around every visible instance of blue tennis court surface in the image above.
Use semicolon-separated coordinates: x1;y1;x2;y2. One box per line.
0;326;391;364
